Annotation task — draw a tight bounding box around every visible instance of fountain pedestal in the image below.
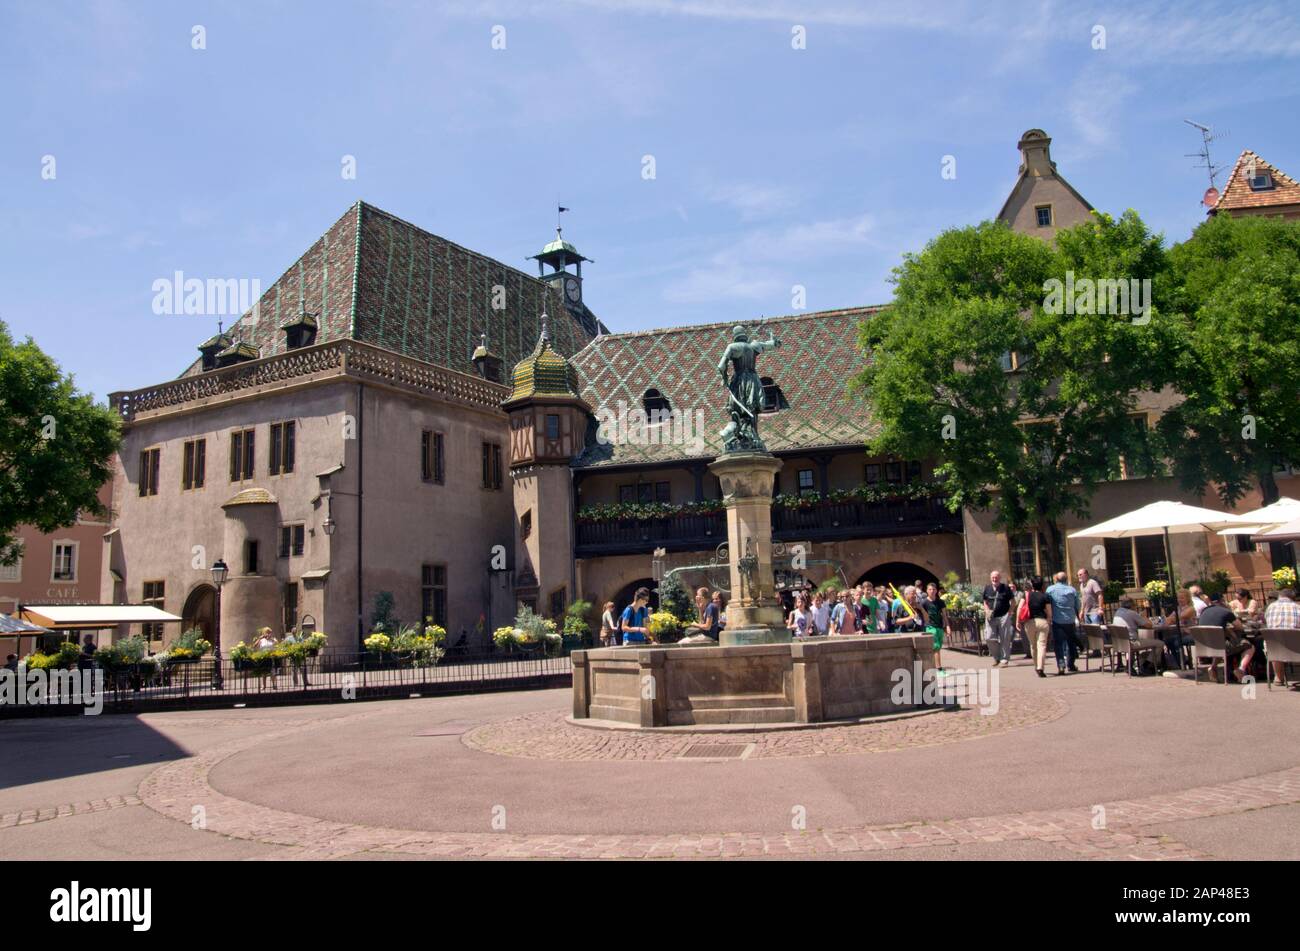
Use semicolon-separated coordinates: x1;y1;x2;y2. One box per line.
707;451;789;646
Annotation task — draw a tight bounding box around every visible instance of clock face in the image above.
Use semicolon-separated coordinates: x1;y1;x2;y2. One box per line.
564;277;581;303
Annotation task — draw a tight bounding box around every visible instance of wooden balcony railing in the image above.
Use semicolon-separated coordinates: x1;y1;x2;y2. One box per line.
574;495;961;557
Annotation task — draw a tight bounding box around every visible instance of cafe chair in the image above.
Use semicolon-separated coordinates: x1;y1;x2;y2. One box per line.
1083;623;1113;672
1189;625;1231;685
1261;627;1300;691
1110;623;1162;676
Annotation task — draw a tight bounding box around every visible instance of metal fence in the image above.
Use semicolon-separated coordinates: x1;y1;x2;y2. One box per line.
1;651;573;717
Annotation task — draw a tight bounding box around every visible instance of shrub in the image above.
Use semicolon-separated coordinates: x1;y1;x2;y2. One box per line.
514;607;556;643
174;628;212;655
370;592;397;634
364;632;392;653
657;573;693;623
563;600;592;642
1103;579;1127;603
493;626;517;649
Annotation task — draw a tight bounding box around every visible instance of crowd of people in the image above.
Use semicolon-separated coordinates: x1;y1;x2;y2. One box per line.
984;568;1299;684
594;569;1300;687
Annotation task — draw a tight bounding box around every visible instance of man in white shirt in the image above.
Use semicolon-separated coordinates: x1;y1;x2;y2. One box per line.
1189;585;1208;618
810;591;831;636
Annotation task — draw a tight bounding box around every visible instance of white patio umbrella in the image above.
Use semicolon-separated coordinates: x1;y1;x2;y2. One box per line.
1253;517;1300;544
1069;501;1256;638
1068;500;1255;541
1216;497;1300;536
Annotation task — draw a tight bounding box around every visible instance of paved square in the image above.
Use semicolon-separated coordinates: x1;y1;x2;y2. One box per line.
3;657;1299;860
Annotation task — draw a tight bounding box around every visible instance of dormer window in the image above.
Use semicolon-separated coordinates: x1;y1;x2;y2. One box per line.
198;332;233;372
643;388;672;420
286;324;316;349
1249;172;1275;191
280;310;318;350
760;377;789;413
215;341;260;368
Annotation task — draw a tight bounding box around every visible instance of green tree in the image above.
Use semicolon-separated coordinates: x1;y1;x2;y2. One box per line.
0;321;120;565
852;212;1177;558
1156;213;1300;509
657;571;694;622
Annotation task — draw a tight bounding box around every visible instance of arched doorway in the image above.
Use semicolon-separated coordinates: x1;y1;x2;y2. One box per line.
609;577;658;616
855;562;939;590
181;584;217;643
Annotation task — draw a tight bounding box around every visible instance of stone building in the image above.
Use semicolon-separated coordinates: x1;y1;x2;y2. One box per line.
103;202;601;654
0;483;112;656
99;131;1295;654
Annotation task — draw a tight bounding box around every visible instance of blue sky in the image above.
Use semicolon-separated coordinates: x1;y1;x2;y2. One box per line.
3;0;1298;399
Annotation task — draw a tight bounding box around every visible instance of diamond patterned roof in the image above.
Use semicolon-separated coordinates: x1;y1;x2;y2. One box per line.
179;202;599;379
570;306;884;468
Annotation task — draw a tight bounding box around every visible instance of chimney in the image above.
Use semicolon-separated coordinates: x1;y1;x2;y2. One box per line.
1017;129;1054;177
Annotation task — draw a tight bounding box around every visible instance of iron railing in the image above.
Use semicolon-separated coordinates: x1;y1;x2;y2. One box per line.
1;651;572;717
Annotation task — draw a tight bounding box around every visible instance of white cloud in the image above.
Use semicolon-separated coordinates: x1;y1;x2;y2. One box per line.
704;181;800;219
1067;63;1138;154
663;212;875;303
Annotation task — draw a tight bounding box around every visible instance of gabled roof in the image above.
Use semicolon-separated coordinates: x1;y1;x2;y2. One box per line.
570;306;884;468
995;129;1094;225
180;202;599;379
1211;150;1300;214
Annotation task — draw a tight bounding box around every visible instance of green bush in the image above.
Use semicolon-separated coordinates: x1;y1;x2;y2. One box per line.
657;573;693;623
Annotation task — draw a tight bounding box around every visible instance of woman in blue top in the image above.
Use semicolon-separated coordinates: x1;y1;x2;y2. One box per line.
620;588;652;644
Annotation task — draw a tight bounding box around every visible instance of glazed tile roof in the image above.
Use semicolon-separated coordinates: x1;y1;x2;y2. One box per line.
1212;150;1300;214
570;306;884;468
506;323;581;402
181;201;601;378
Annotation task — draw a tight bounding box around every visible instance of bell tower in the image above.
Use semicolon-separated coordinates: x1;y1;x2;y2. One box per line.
501;315;591;616
529;209;590;321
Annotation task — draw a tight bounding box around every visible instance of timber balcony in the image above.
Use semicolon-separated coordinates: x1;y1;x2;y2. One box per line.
573;495;961;558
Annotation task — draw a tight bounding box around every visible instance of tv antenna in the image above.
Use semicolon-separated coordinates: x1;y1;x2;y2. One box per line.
1184;119;1228;190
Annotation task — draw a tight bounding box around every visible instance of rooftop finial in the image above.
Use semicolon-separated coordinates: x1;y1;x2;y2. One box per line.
539;310;550;344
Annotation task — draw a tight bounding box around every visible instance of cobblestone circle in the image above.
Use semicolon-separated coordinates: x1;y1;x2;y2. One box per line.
461;688;1068;761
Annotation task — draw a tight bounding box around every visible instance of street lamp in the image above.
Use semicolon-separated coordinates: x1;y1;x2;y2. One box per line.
210;559;228;690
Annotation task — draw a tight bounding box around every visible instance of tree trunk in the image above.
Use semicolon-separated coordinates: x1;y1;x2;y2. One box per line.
1256;469;1290;570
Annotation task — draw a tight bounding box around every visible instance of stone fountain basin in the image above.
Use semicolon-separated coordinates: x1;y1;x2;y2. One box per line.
571;635;935;728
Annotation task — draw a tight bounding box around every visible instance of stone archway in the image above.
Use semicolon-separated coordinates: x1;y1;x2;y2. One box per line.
854;562;939;590
609;577;658;616
181;584;217;643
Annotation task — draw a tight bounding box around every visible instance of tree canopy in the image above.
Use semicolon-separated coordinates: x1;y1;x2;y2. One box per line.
0;320;120;566
1156;213;1300;507
852;211;1178;551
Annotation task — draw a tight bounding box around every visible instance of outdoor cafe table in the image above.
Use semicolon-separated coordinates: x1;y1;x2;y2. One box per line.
1151;620;1192;670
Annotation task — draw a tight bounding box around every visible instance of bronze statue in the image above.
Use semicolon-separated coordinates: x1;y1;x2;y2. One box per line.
718;324;780;452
